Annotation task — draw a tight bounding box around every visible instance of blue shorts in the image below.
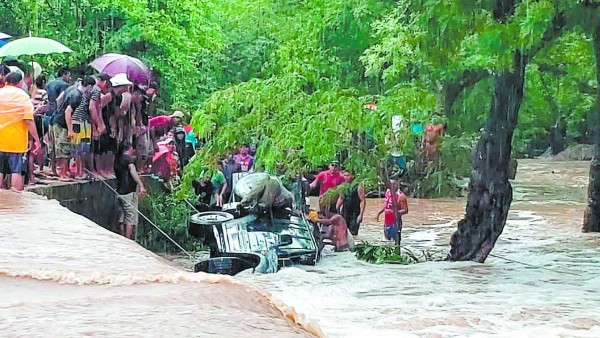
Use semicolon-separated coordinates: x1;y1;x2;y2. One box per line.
0;152;25;174
384;223;398;240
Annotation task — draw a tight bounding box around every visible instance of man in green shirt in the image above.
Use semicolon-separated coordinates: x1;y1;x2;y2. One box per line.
211;164;228;207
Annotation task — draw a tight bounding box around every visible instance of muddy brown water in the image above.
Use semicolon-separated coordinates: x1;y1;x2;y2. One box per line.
240;160;600;337
0;191;321;337
2;160;600;337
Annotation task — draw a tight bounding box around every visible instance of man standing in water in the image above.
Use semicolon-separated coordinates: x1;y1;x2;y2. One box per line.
336;170;366;236
0;72;41;190
114;142;146;239
310;209;354;252
376;180;408;244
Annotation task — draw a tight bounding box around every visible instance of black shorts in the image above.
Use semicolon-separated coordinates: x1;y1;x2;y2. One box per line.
34;115;46;139
93;134;117;155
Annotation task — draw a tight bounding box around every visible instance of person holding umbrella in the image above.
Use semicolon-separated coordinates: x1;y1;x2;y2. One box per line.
89;73;111;136
90;73;116;177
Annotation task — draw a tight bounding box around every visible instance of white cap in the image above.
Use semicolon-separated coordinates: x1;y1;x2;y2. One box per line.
164;137;174;144
170;110;184;119
110;73;133;87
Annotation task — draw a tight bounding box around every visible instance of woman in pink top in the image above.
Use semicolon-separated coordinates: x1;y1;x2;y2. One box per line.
149;111;184;150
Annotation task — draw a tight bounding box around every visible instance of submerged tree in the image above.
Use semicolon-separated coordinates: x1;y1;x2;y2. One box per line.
583;19;600;232
448;0;567;262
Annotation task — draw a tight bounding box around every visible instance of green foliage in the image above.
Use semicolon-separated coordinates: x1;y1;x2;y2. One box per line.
4;0;599;200
137;191;205;254
355;242;443;264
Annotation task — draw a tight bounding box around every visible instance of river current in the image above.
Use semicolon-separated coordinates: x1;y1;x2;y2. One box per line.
0;191;320;337
241;160;600;337
2;160;599;337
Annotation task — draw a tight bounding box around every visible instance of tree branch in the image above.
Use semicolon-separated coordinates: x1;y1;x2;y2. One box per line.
524;10;566;62
579;81;598;96
583;0;600;9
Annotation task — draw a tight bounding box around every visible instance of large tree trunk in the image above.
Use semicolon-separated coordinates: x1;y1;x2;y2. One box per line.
583;23;600;233
448;49;526;262
446;2;565;261
447;0;526;262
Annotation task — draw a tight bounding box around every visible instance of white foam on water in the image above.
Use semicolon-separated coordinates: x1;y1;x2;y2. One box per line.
241;160;600;337
0;191;322;338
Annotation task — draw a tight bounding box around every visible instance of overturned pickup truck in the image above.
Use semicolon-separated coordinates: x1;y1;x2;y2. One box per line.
189;173;320;275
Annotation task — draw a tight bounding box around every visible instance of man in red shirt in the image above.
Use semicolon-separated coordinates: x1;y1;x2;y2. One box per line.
310;160;345;210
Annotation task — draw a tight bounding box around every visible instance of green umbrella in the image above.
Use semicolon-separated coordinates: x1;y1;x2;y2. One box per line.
0;37;72;57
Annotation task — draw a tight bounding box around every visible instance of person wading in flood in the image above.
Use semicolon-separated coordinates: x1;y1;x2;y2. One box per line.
114;141;146;239
376;180;408;244
336;170;366;236
309;209;354;252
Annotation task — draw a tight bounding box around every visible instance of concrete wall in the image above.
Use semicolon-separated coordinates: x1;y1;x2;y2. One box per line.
28;176;168;234
28;180;121;232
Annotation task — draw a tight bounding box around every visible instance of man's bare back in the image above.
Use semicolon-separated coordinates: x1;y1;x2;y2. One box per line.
318;214;351;252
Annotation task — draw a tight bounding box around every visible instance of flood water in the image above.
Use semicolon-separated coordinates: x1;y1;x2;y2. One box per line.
241;160;600;337
2;160;599;337
0;192;320;337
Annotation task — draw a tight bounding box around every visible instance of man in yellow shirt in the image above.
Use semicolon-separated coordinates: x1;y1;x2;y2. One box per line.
0;72;41;190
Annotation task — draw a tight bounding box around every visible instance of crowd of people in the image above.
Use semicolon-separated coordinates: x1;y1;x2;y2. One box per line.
0;61;199;238
1;62;423;244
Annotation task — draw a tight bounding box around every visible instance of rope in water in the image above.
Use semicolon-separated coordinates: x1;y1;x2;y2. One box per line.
397;246;581;276
487;253;580;276
84;169;194;259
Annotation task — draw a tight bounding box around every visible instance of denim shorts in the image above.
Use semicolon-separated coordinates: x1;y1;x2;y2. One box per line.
384;223;398;240
0;152;25;174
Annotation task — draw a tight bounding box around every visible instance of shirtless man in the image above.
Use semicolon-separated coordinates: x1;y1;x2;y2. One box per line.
422;116;445;162
108;73;133;143
310;209;353;252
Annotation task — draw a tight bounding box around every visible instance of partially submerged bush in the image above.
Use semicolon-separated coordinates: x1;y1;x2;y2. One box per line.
355;242;444;264
138;191;205;254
